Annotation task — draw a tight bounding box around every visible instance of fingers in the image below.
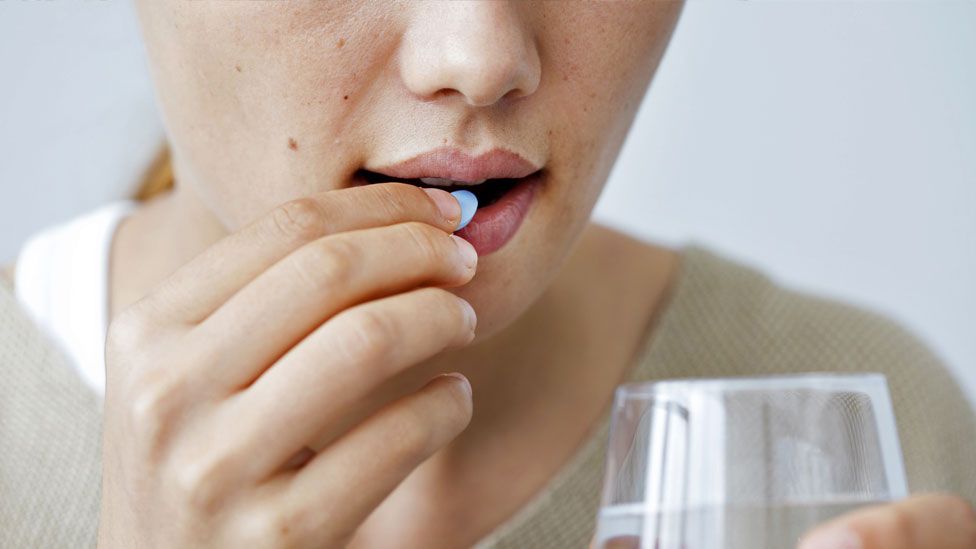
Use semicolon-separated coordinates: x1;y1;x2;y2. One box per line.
596;536;640;549
137;183;461;325
261;373;473;547
191;221;477;392
225;286;477;479
797;493;976;549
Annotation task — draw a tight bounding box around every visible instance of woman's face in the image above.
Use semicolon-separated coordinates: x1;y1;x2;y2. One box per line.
134;1;683;341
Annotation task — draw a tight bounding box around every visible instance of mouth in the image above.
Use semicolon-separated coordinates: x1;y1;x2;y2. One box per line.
353;146;545;255
353;169;535;208
354;146;543;207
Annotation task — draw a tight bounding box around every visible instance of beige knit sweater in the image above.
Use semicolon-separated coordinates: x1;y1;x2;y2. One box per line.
1;245;973;548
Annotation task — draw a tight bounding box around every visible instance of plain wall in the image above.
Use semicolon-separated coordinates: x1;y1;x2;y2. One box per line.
2;2;974;399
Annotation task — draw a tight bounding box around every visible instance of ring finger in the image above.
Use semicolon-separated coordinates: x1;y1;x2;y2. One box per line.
223;286;477;481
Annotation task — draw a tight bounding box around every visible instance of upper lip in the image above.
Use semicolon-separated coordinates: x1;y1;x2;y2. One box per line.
366;147;542;184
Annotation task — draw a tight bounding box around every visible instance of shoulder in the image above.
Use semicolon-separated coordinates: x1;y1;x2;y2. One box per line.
664;245;976;497
661;245;950;376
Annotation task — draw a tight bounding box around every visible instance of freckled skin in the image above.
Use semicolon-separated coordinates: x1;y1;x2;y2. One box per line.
132;1;684;341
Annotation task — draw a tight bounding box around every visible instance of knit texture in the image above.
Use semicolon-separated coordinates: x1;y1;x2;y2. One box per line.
0;274;102;546
2;244;974;548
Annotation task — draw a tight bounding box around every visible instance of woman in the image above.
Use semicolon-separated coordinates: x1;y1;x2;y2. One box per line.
2;2;974;548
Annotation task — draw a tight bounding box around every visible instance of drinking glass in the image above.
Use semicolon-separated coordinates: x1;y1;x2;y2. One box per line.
594;373;907;549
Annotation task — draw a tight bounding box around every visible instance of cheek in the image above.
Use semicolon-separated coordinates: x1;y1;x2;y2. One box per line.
543;3;682;178
140;2;392;228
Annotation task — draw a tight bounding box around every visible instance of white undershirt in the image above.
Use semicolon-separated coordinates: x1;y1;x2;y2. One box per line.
14;200;136;396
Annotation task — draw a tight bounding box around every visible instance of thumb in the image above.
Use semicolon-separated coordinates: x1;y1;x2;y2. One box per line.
797;493;976;549
590;535;640;549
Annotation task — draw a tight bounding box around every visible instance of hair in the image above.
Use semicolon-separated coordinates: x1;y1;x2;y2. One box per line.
135;144;175;201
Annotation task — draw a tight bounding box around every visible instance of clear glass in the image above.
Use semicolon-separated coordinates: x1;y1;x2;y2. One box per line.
594;373;907;549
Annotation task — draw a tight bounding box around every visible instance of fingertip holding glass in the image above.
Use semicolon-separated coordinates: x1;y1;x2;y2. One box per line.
451;190;478;232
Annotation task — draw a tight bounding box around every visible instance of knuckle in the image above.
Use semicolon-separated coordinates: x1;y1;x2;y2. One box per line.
334;307;396;367
293;237;357;293
236;506;311;549
171;453;229;513
105;308;152;353
128;372;178;429
271;197;328;242
126;372;183;453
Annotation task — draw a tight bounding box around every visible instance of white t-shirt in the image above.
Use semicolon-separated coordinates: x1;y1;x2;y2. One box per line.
14;201;136;395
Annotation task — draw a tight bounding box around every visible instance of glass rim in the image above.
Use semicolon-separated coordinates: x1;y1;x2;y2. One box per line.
607;371;908;502
615;372;889;399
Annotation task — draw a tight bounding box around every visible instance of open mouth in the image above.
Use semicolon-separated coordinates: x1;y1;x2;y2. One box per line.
354;169;537;208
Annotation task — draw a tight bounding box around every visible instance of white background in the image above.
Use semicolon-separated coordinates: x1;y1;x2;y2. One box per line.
1;2;974;401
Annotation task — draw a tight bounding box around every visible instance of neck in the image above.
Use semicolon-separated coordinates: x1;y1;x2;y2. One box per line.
110;185;227;318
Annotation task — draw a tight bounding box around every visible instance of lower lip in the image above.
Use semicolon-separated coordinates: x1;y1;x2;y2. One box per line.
455;173;540;255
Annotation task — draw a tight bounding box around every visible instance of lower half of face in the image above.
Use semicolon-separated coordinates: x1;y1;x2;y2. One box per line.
136;1;683;340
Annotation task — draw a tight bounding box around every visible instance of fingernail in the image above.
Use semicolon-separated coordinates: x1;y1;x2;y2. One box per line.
450;190;478;232
422;187;461;226
458;298;477;332
798;526;861;549
438;372;472;398
451;234;478;269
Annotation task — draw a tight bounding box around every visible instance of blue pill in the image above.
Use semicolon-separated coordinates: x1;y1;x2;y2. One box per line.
451;190;478;232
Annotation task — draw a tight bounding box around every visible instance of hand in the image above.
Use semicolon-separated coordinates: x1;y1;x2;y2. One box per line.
797;493;976;549
98;183;478;548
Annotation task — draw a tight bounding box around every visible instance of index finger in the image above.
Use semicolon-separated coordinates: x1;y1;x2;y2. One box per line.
797;493;976;549
135;183;461;324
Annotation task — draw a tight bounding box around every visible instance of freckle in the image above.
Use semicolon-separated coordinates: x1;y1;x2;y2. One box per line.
589;92;596;99
288;138;298;151
337;37;346;49
442;138;447;144
234;65;242;73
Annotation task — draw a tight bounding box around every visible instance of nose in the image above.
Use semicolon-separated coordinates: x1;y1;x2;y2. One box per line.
399;1;541;107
